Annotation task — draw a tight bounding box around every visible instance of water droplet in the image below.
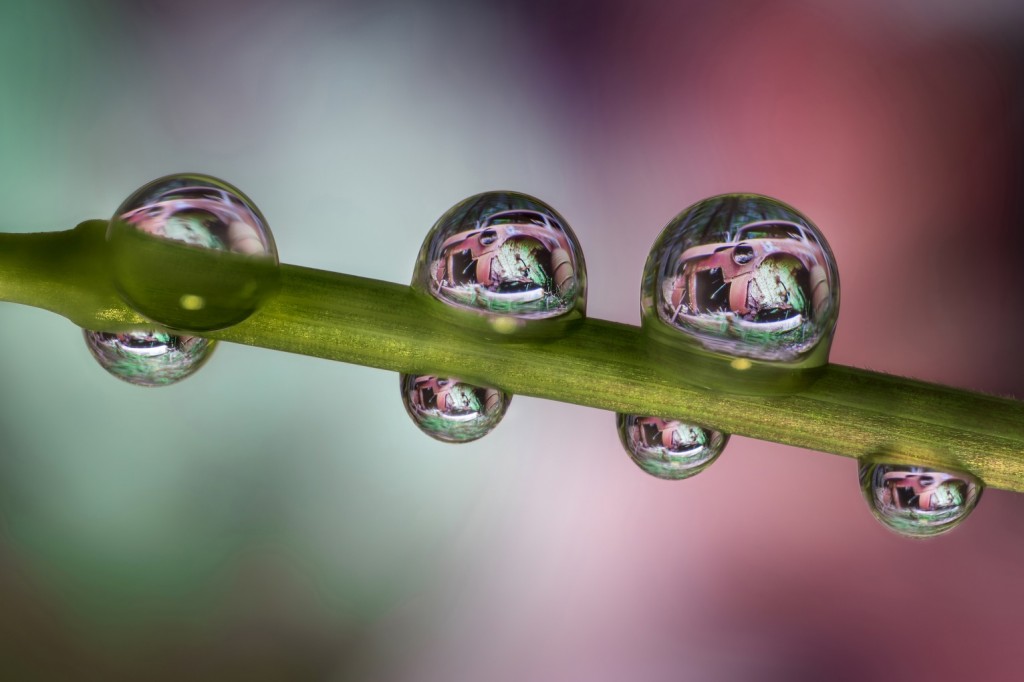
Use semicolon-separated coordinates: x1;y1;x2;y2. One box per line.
413;191;587;322
643;194;839;365
107;173;279;331
617;414;728;479
401;374;510;443
404;192;585;442
859;460;983;538
84;329;214;387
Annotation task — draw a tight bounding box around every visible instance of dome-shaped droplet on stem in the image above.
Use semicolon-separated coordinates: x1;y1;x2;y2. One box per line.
106;173;280;332
404;191;587;442
642;193;840;394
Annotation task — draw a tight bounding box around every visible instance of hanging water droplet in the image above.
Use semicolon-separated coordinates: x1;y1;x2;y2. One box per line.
83;329;214;387
616;414;728;479
403;192;586;442
859;460;983;538
643;194;840;367
412;191;587;322
400;374;510;443
107;173;280;332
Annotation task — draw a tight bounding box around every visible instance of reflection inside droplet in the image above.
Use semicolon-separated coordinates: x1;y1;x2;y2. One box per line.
617;414;728;479
412;191;587;321
84;329;214;387
643;194;840;364
400;374;510;443
107;173;279;332
859;460;983;538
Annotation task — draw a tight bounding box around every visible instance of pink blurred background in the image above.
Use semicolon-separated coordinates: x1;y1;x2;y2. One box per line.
1;0;1022;679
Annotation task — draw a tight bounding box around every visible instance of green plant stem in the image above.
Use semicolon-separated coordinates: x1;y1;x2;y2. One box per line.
3;221;1024;492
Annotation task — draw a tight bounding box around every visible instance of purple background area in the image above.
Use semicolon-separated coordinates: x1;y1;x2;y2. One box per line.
1;1;1023;679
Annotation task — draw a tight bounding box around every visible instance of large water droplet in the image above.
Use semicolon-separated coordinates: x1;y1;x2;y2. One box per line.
643;194;839;366
400;374;510;443
107;173;279;332
859;461;983;538
617;414;728;479
412;191;587;323
84;329;214;387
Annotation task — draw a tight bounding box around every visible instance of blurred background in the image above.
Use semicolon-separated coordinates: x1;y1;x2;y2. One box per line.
1;0;1023;679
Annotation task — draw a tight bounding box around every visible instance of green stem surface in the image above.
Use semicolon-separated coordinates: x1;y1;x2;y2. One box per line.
3;221;1024;492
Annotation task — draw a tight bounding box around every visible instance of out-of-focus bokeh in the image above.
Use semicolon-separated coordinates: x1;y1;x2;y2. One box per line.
1;0;1023;679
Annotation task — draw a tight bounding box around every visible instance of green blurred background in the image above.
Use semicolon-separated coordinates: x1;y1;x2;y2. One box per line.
2;0;1024;679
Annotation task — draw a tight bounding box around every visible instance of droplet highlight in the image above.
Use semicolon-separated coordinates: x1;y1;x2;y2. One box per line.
179;294;205;310
859;461;983;538
401;374;510;443
84;329;214;387
643;194;839;364
617;414;728;479
107;173;279;331
412;191;587;321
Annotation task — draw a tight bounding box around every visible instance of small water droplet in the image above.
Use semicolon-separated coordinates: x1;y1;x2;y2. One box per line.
859;460;983;538
401;374;510;443
413;191;587;321
84;329;214;387
617;414;728;479
643;194;840;364
107;173;279;331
